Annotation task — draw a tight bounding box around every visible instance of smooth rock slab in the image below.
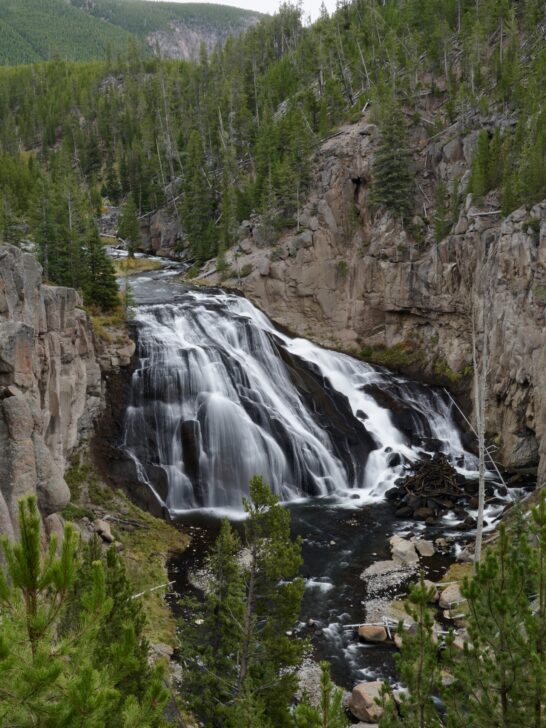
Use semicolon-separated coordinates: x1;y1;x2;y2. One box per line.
390;535;419;565
348;681;384;723
439;583;465;609
358;625;388;643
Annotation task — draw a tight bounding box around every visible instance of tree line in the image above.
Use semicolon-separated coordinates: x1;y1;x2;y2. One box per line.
0;0;544;308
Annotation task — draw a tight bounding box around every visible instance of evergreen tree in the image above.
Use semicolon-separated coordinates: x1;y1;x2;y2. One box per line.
433;181;450;243
379;576;442;728
0;497;169;726
293;662;348;728
118;192;142;257
371;99;414;221
83;226;120;311
180;477;306;727
181;519;245;726
181;129;216;261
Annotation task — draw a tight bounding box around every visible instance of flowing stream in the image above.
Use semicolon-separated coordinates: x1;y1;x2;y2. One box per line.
121;266;484;687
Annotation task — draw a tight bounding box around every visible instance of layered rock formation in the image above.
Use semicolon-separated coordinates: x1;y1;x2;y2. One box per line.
0;245;134;536
208;115;546;484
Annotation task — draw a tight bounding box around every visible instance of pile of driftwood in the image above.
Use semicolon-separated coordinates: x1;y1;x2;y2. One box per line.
386;454;482;526
399;454;466;501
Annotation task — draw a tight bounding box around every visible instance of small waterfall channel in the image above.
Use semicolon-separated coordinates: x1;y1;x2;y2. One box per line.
122;288;475;515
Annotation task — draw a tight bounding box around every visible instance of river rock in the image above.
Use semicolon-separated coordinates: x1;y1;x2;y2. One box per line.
94;518;114;543
390;535;419;565
413;539;435;557
423;579;439;603
358;625;388;643
439;584;465;609
348;681;384;723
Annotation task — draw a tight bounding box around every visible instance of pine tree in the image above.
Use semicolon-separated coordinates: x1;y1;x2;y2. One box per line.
379;576;442;728
444;518;536;727
180;478;306;728
181;129;216;261
293;662;348;728
180;519;245;727
118;192;142;257
433;181;450;243
0;497;169;726
83;226;119;311
371;99;414;221
468;130;490;197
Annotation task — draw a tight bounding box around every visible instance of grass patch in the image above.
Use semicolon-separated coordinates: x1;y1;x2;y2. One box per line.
533;286;546;301
185;263;201;280
115;494;189;644
337;259;350;277
64;455;190;645
240;263;253;278
62;503;94;521
441;562;473;584
90;305;128;344
434;359;463;383
113;257;163;276
359;341;424;369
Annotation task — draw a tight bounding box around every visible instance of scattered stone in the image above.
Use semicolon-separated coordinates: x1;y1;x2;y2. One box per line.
151;643;174;659
94;518;114;543
413;539;435;558
439;583;466;610
348;681;384;723
296;658;324;708
358;625;388;643
44;513;65;542
423;579;439;603
389;535;419;565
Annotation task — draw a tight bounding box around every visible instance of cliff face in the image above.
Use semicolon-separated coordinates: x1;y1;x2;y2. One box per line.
0;245;134;537
209;116;546;485
146;17;259;61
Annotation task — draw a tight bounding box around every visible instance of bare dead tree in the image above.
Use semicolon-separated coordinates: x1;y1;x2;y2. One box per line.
472;303;488;566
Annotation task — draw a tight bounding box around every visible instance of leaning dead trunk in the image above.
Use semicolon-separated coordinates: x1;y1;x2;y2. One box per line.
472;307;488;566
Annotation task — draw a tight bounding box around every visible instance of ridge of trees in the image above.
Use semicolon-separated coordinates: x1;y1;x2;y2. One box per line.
0;0;544;306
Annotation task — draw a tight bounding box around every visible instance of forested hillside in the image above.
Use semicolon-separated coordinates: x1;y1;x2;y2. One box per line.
0;0;260;65
0;0;544;306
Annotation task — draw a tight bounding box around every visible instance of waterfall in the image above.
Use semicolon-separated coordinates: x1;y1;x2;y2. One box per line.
122;290;474;513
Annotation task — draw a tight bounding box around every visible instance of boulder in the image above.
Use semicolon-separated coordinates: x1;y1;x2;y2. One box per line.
439;583;465;609
358;625;388;643
423;579;439;603
390;535;419;565
95;518;114;543
348;681;384;723
413;539;435;558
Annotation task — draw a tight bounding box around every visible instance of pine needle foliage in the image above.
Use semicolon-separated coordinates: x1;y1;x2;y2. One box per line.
0;497;169;727
180;476;306;728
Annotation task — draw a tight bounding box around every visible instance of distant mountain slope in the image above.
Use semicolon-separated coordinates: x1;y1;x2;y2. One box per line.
0;0;134;64
0;0;262;65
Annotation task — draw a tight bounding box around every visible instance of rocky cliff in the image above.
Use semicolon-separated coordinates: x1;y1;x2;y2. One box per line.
0;244;134;537
207;115;546;486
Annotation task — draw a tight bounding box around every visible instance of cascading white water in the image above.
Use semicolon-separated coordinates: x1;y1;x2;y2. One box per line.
123;289;473;513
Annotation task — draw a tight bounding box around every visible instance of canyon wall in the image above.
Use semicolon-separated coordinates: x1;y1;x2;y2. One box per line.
210;116;546;485
0;244;134;537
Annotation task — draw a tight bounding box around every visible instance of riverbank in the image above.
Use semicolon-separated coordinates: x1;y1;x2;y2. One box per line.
61;451;190;645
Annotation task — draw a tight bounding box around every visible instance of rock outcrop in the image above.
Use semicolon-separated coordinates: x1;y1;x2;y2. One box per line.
0;244;133;536
208;114;546;485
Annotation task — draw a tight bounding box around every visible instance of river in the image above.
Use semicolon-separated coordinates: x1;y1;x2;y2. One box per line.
117;260;508;689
